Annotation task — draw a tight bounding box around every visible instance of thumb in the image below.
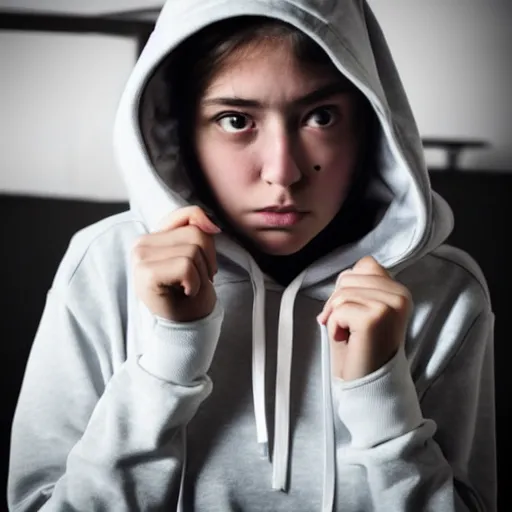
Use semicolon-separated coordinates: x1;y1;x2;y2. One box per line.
352;255;389;277
158;206;221;234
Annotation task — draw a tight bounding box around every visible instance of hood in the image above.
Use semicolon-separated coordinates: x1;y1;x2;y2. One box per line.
112;1;454;509
113;0;453;279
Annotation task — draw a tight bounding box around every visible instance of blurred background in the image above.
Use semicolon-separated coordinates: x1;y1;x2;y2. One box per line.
1;1;511;510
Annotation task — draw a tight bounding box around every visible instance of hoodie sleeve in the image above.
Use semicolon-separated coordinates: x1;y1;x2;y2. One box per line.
8;232;224;511
333;306;496;512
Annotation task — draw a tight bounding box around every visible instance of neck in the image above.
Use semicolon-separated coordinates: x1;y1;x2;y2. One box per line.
248;194;380;286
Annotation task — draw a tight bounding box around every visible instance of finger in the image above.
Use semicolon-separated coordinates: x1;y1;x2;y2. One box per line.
140;256;203;297
335;273;407;296
318;286;409;325
158;206;221;235
318;285;370;324
326;301;367;343
133;243;211;283
335;268;353;289
333;287;408;312
327;302;399;380
351;255;390;277
135;225;218;278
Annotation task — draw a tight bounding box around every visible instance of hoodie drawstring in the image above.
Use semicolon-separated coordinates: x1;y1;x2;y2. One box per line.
249;259;270;458
271;269;307;491
177;426;187;512
247;265;335;511
321;324;336;511
249;266;335;511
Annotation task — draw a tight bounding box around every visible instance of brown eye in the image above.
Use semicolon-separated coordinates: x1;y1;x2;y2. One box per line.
305;107;337;128
217;114;253;133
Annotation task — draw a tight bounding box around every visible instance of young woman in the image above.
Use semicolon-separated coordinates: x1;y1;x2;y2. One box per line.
8;1;496;511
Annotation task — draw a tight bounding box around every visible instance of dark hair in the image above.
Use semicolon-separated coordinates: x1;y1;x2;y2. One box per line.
167;16;346;114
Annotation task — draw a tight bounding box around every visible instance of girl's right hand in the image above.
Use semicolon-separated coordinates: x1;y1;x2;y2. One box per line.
132;206;221;323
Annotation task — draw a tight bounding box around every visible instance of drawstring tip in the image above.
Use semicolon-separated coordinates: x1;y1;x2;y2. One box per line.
271;479;286;492
259;442;269;459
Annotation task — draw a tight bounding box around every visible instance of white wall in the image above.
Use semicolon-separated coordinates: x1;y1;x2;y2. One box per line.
0;31;136;200
368;0;512;170
0;2;511;201
0;0;163;16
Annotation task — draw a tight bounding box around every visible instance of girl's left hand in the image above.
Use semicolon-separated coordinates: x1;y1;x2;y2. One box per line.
317;256;412;381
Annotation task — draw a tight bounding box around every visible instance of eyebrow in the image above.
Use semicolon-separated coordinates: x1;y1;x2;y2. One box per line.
201;80;354;109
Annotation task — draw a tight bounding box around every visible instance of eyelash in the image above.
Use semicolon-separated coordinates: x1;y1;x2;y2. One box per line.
213;105;340;133
214;112;255;133
305;106;339;127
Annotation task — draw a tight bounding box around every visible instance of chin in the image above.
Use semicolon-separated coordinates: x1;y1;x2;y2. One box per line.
252;231;312;256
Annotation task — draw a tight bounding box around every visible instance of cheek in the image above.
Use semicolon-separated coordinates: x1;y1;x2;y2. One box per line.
314;138;358;186
310;138;360;212
316;169;352;209
196;139;254;204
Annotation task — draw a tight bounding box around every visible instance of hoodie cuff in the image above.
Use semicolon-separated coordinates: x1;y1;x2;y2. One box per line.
138;301;224;385
333;347;423;448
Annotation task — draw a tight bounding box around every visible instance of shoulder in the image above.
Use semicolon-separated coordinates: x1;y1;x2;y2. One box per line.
397;244;492;361
396;244;491;314
52;210;147;293
397;244;493;386
428;244;490;301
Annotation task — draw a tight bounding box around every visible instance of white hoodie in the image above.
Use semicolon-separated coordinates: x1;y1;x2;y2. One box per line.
8;1;496;511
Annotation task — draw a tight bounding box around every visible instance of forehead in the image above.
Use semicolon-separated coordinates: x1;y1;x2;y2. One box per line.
203;37;345;97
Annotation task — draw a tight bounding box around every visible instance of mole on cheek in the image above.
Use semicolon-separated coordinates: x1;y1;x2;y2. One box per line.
314;165;322;172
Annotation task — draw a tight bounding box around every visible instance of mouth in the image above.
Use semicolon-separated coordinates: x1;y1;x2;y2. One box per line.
252;206;309;227
257;205;306;214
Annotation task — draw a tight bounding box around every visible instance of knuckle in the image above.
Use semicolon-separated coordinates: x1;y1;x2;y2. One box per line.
190;241;203;255
132;235;146;250
394;285;413;311
395;293;410;312
184;242;204;263
135;234;151;246
188;205;202;215
131;244;148;264
188;224;202;237
363;255;377;266
137;261;157;285
179;255;196;279
335;274;349;289
182;242;197;258
193;244;207;264
355;255;378;271
326;313;339;333
187;225;206;245
326;294;342;312
328;307;344;325
332;293;345;309
368;302;389;324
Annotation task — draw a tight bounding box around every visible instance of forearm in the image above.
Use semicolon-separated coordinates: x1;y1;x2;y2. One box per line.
9;300;224;511
334;347;491;511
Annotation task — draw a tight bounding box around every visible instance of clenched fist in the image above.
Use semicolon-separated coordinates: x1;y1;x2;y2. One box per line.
132;206;221;323
317;256;412;381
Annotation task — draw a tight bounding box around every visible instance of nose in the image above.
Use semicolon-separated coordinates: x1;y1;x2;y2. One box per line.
260;125;303;188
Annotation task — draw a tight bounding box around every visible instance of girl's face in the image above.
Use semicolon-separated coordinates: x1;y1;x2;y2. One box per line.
194;39;363;256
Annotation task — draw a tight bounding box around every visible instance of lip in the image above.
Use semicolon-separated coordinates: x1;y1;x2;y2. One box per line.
257;205;305;213
251;207;308;227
